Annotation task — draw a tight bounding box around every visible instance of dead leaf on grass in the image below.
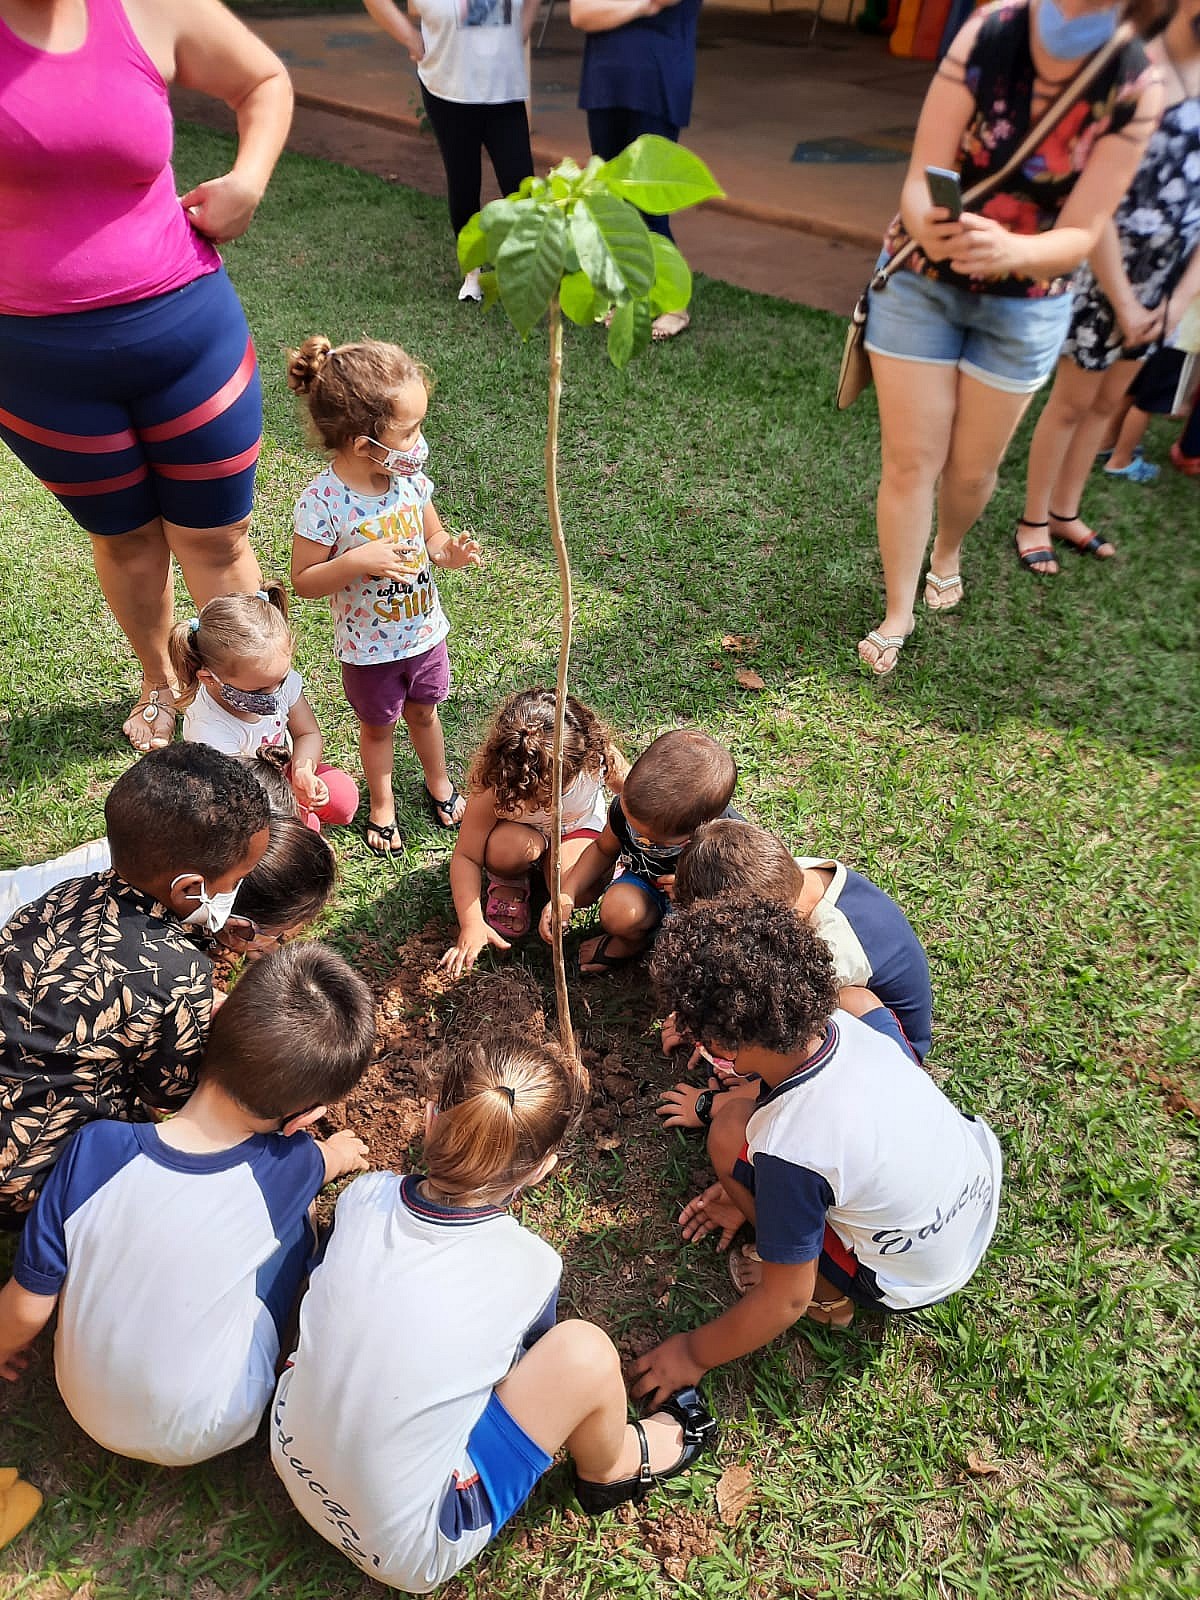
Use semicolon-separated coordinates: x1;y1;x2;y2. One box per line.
965;1451;1002;1477
595;1133;620;1152
715;1463;757;1525
735;668;766;691
721;634;758;654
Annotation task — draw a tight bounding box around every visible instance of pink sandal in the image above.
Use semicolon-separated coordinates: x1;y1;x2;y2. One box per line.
484;874;531;939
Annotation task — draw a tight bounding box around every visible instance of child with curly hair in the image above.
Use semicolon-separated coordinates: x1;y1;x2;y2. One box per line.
631;899;1001;1407
288;336;481;857
440;689;627;977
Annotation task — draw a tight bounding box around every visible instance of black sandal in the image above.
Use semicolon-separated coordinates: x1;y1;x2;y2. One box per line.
573;1387;717;1515
365;819;403;856
1014;519;1057;576
578;932;644;977
1049;512;1115;560
424;784;465;828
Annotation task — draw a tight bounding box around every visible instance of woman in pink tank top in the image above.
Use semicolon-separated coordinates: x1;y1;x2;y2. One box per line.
0;0;292;751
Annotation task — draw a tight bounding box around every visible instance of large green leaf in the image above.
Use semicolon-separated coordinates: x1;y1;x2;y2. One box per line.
478;196;533;258
559;269;600;327
598;135;723;215
606;299;635;369
494;207;567;336
648;234;692;315
457;213;488;274
573;193;654;299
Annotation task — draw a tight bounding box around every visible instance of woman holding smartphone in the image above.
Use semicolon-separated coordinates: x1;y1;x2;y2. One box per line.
856;0;1164;676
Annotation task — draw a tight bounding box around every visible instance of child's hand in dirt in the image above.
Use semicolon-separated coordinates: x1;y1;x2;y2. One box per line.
434;533;482;570
679;1181;745;1251
655;873;676;901
656;1082;706;1129
319;1129;370;1183
660;1011;688;1054
628;1332;706;1412
537;894;575;945
439;923;511;979
0;1345;34;1383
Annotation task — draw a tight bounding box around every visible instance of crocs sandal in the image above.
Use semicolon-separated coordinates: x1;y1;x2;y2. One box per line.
366;819;403;856
123;685;177;753
425;785;465;829
1049;512;1115;560
923;570;964;611
573;1387;717;1514
1103;455;1159;483
857;630;909;677
484;873;531;939
578;932;644;977
1014;519;1057;577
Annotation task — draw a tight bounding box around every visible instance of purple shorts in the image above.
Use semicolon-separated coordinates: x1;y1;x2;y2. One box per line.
341;638;451;727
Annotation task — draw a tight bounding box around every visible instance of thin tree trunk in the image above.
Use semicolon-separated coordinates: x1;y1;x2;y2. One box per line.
545;297;575;1061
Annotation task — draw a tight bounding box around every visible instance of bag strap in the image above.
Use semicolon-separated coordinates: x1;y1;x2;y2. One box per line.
872;22;1135;290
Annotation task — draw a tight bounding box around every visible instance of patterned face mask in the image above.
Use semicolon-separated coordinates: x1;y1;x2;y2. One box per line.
211;675;286;718
367;433;430;477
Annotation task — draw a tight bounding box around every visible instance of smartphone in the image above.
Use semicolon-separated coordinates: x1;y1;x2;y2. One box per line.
926;165;964;220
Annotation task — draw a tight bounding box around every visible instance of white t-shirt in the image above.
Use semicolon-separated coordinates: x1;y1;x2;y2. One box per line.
502;767;609;842
271;1171;560;1592
14;1119;325;1465
0;838;111;930
416;0;528;106
182;670;305;757
743;1008;1001;1310
294;465;449;667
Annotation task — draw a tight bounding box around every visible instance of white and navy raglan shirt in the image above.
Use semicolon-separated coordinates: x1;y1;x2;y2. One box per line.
14;1119;325;1465
740;1007;1001;1310
797;857;934;1061
272;1171;561;1594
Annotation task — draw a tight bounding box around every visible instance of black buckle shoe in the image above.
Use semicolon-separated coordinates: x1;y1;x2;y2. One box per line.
573;1387;718;1515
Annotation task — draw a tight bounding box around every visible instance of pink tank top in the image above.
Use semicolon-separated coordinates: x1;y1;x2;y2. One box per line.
0;0;220;315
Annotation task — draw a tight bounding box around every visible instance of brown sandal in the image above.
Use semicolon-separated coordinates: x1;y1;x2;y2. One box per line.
123;686;177;753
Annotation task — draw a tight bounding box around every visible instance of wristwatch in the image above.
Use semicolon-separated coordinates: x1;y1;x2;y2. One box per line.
694;1088;718;1126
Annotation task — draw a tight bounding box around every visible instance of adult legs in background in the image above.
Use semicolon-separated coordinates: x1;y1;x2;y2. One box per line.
421;85;491;298
88;523;177;750
930;370;1033;579
1106;401;1151;469
1021;357;1130;571
480;99;534;203
1170;388;1200;471
859;352;959;673
586;108;681;239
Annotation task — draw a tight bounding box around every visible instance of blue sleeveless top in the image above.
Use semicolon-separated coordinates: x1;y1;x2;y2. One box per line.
578;0;702;129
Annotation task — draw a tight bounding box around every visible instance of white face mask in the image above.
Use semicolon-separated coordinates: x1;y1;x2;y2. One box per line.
171;874;243;934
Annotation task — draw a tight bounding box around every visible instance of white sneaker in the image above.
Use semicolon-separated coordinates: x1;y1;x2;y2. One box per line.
457;270;483;303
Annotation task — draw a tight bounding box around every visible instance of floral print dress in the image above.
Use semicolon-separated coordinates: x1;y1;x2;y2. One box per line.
1063;93;1200;369
881;0;1154;299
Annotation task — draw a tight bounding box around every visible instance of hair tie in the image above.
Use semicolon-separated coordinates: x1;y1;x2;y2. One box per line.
188;618;200;635
496;1085;516;1108
256;589;270;603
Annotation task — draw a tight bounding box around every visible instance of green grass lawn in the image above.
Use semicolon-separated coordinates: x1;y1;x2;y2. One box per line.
1;122;1198;1600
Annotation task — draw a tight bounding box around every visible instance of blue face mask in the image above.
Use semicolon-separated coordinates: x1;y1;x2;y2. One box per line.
1035;0;1120;60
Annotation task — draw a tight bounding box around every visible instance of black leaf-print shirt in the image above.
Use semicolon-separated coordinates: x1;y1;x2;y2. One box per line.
0;870;213;1226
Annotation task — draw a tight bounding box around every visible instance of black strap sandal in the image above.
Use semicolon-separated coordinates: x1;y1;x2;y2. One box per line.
1049;512;1115;559
1014;520;1057;576
365;819;403;856
424;784;465;828
573;1386;718;1515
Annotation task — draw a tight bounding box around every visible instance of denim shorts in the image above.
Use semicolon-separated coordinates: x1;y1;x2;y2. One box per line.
865;265;1073;395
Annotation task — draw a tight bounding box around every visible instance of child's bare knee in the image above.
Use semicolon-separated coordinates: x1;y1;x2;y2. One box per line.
600;883;657;937
402;700;438;729
547;1319;620;1384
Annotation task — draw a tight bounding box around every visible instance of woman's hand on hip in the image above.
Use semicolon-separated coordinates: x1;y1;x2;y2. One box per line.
180;171;263;242
947;213;1024;280
1117;300;1161;349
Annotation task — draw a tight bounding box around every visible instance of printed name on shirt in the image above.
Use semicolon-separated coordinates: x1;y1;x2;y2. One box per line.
273;1402;381;1571
872;1170;995;1256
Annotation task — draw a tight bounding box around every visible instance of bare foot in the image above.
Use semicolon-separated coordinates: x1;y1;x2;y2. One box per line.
123;684;177;753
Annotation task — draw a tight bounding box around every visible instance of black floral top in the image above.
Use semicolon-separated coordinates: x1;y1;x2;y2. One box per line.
883;0;1154;298
0;870;213;1226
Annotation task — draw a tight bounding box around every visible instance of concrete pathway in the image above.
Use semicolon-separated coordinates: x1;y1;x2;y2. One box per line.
178;5;935;311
